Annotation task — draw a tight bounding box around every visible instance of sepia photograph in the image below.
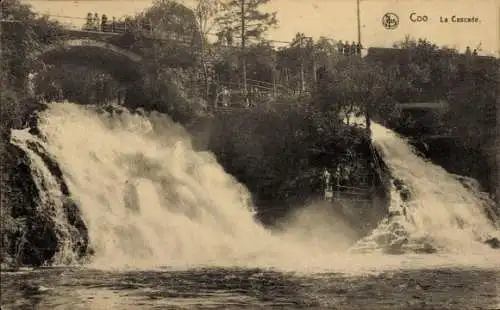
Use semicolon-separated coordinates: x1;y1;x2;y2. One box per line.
1;0;499;309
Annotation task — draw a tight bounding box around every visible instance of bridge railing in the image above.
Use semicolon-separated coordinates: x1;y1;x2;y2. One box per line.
324;183;373;204
81;19;153;35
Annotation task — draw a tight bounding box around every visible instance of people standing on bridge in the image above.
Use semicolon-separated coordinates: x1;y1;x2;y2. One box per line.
111;17;116;33
356;42;362;55
93;13;100;31
350;41;357;56
84;13;93;31
101;14;108;32
343;41;350;57
465;46;472;56
337;41;344;54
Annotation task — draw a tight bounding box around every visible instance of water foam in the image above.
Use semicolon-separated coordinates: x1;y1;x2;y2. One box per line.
353;122;500;254
24;102;284;269
10;102;500;272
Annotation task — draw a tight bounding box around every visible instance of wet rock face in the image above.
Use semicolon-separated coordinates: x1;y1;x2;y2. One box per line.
391;176;500;251
2;140;47;266
1;132;89;266
393;178;411;202
452;174;500;227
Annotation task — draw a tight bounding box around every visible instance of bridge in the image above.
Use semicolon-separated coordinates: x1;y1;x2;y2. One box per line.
1;15;295;106
1;17;198;84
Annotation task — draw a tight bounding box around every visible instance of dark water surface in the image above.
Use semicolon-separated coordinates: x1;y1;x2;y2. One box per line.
1;266;499;309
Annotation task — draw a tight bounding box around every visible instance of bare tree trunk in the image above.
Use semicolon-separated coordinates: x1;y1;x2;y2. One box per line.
299;36;305;95
199;34;210;100
272;69;277;99
312;57;317;84
241;0;248;101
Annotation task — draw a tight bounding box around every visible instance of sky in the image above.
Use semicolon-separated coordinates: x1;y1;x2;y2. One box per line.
27;0;500;56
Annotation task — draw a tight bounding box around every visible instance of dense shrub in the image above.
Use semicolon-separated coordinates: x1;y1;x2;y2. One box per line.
206;101;380;224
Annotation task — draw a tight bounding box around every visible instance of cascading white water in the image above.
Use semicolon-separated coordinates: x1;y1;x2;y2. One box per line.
17;102;295;269
353;122;500;254
10;102;500;271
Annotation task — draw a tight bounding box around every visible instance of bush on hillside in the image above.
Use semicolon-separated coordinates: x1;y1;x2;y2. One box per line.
206;101;378;223
124;67;209;127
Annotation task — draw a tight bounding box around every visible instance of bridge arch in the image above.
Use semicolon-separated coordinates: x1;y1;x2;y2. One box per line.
34;39;144;83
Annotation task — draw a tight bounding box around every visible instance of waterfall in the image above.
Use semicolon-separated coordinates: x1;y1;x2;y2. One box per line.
352;122;500;254
8;102;499;271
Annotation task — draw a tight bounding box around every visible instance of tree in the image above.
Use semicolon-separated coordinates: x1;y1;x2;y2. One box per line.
129;0;202;69
194;0;223;99
216;0;278;97
313;37;341;70
313;57;397;130
129;0;202;99
216;0;278;44
349;59;399;129
1;0;40;91
34;64;123;106
391;36;459;102
245;42;277;101
445;57;499;147
1;1;66;93
274;34;343;96
0;0;68;134
275;33;312;95
135;0;200;43
289;33;314;94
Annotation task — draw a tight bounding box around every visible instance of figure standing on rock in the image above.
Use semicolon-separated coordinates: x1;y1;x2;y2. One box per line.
323;168;333;201
323;168;331;189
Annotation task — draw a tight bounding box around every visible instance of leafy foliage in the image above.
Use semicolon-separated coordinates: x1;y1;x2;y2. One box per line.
0;0;70;265
207;102;372;222
216;0;277;44
137;0;201;44
35;64;123;106
193;0;223;98
372;37;498;147
1;0;39;90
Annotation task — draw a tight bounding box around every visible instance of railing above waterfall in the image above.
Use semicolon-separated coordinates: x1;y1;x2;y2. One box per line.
325;184;372;204
323;166;373;206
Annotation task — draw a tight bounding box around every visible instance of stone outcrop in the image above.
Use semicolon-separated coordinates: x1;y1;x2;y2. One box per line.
1;122;89;267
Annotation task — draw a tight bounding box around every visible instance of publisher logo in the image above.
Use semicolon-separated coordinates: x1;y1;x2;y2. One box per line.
382;12;399;30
